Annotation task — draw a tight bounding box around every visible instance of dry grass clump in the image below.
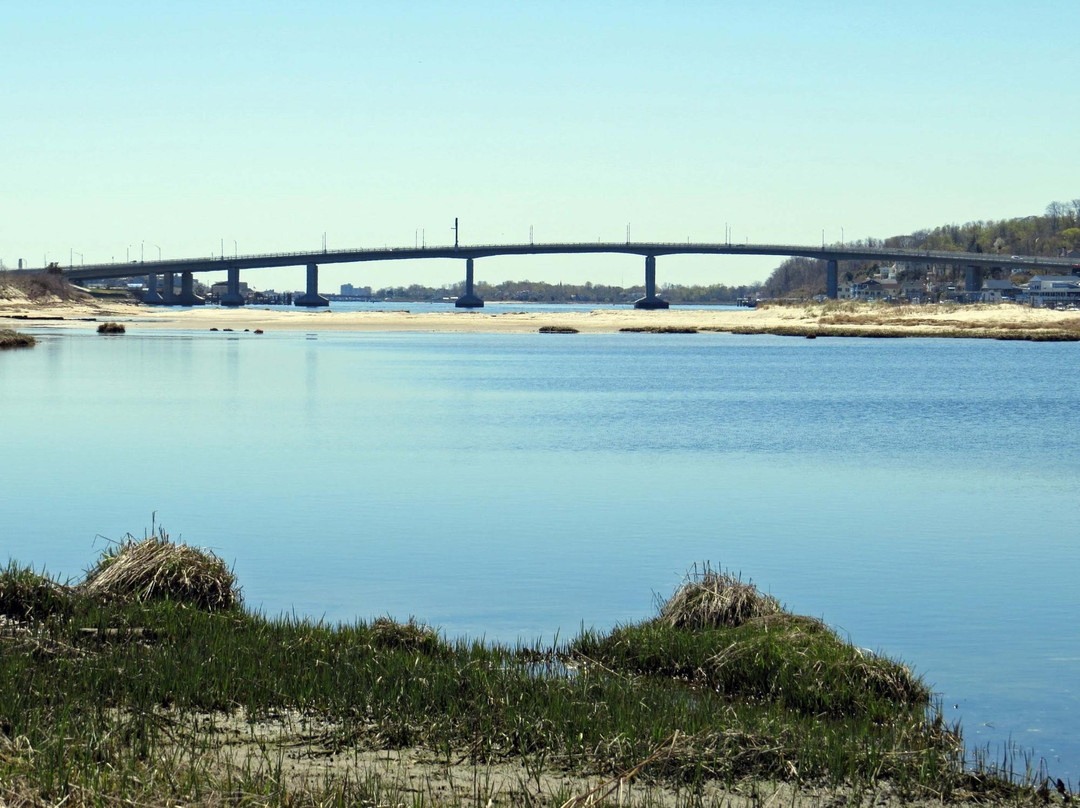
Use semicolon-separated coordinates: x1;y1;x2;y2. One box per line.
96;321;125;334
79;532;239;611
0;329;36;349
658;566;781;629
538;325;579;333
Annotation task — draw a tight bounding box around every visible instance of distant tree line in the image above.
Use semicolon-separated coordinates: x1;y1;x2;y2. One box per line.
362;279;761;304
761;199;1080;298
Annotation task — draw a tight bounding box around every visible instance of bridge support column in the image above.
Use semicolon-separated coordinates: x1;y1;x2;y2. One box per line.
295;263;329;307
177;271;205;306
220;266;245;307
633;255;669;309
143;271;164;304
162;272;177;305
455;258;485;308
965;265;982;295
826;259;838;299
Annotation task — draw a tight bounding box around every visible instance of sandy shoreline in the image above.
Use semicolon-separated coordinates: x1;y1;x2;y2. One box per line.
3;298;1080;339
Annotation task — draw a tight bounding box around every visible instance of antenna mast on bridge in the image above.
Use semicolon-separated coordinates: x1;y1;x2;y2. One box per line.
454;217;459;249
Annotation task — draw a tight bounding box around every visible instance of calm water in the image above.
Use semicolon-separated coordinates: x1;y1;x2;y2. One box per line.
2;326;1078;780
251;300;735;313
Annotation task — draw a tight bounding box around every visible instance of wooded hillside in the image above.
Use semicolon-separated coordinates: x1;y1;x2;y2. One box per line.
762;200;1080;299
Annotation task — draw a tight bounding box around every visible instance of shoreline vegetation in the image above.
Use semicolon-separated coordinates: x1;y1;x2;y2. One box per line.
0;328;36;349
0;537;1067;807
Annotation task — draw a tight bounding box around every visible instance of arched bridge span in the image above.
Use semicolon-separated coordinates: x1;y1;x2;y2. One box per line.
43;242;1076;308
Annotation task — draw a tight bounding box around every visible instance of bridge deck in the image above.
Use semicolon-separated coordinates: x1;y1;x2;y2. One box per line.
13;242;1075;282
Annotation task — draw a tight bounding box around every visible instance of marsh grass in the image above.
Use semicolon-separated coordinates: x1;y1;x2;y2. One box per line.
539;325;579;333
619;326;699;334
723;301;1080;341
0;552;1060;807
0;329;36;349
96;321;126;334
714;324;1080;341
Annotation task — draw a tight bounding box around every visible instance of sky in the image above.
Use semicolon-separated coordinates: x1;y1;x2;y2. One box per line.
4;1;1078;293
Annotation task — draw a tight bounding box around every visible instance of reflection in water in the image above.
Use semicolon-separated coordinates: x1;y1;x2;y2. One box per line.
304;336;319;424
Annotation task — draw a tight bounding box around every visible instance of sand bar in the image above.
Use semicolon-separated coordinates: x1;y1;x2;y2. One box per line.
3;297;1080;339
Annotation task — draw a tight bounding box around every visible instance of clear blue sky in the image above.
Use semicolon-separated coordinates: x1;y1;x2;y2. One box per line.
4;1;1077;291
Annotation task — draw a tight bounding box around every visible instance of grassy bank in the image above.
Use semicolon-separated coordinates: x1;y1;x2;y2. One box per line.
0;541;1060;806
0;270;89;303
734;302;1080;341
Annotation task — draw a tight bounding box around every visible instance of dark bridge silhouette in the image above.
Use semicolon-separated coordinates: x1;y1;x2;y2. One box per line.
46;241;1075;308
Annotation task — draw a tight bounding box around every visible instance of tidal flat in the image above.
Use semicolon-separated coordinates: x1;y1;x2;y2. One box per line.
4;298;1080;339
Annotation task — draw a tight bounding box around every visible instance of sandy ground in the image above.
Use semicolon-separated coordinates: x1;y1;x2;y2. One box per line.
3;295;1080;339
177;709;1011;808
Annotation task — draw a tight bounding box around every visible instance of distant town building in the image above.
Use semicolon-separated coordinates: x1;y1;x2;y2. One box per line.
900;281;926;303
1027;276;1080;308
340;283;373;298
210;280;249;298
980;279;1020;303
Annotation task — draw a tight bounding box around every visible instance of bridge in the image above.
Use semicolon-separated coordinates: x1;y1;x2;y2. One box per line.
28;241;1080;308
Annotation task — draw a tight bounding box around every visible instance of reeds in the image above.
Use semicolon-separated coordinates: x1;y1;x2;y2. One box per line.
658;566;781;629
79;531;239;610
96;321;126;334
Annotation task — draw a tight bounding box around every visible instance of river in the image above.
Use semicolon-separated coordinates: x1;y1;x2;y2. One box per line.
1;324;1077;780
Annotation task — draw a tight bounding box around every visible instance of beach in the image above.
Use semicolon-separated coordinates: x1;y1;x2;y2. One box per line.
4;296;1080;339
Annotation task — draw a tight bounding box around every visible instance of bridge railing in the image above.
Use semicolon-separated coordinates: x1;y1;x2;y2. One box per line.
43;241;1077;277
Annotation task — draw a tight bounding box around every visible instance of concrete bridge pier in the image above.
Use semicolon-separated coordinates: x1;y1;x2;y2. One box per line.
162;272;177;305
633;255;669;309
455;258;485;308
220;266;245;307
295;263;330;307
143;271;164;304
965;265;982;294
826;259;839;299
177;271;206;306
